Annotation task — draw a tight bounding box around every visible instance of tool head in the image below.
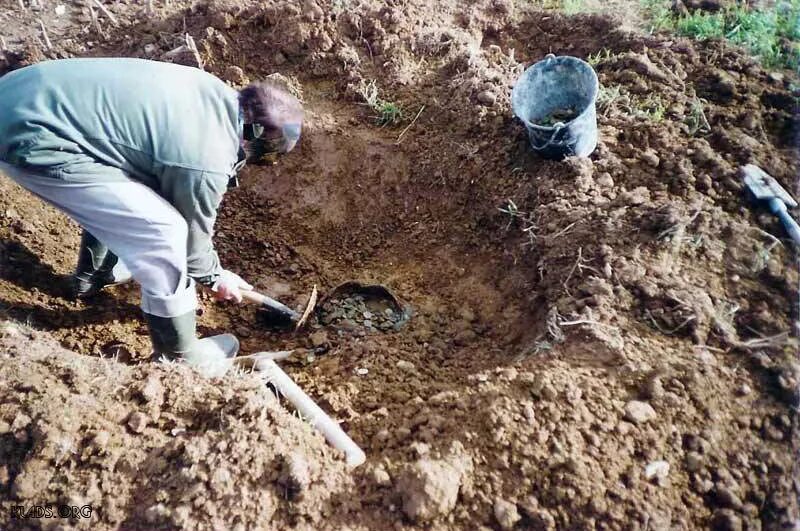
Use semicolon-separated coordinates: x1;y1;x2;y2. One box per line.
295;285;318;331
742;164;798;208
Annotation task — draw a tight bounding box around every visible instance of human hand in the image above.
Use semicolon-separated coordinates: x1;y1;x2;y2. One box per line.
211;269;253;303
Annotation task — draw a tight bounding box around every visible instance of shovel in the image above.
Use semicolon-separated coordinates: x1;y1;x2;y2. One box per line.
241;285;318;331
743;164;800;245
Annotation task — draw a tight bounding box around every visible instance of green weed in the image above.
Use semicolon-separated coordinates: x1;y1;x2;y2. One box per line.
596;84;668;123
587;48;617;66
596;84;624;116
634;94;667;122
684;95;711;136
356;80;405;127
641;0;800;69
498;199;538;247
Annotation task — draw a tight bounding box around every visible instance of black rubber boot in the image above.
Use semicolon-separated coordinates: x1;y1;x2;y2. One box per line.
71;230;131;299
145;310;239;377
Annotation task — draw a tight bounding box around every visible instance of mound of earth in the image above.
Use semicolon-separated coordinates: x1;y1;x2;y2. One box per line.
0;0;798;529
0;321;355;530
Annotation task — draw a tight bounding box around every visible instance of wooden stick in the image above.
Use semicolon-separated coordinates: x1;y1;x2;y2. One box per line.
88;4;101;34
17;0;25;11
0;36;7;51
38;19;52;50
92;0;118;26
396;105;425;144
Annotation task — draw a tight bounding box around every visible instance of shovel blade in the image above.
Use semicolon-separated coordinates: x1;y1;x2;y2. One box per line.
743;164;798;208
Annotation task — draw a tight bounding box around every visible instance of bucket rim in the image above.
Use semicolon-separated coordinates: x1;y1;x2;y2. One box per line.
511;54;599;131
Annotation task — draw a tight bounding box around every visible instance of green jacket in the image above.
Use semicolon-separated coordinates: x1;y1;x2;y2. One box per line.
0;58;244;281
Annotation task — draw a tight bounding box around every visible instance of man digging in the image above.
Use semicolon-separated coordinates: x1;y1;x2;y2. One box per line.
0;58;303;372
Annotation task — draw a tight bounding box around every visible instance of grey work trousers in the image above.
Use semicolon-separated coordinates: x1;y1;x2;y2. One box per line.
0;161;196;317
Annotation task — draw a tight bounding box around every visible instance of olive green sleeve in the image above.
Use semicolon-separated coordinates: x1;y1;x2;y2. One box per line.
158;166;229;284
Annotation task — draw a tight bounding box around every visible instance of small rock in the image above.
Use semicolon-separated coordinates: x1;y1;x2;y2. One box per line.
210;467;232;493
763;422;784;441
685;452;703;472
767;71;784;84
453;329;477;345
477;90;497;106
396;459;465;522
222;65;248;86
693;475;714;494
13;220;35;234
144;43;157;56
735;384;751;396
711;70;737;102
713;484;743;510
541;384;558;401
498;367;519;382
310;330;328;348
279;452;311;497
409;442;431;457
640;149;660;167
356;367;369;376
127;412;149;434
91;430;111;449
144;503;170;524
644;460;670;482
54;4;66;15
371;464;392;487
235;326;251;338
710;509;742;531
643;375;664;400
459;307;476;322
396;360;415;372
624;400;657;424
493;498;521;530
140;376;164;405
597;172;614;188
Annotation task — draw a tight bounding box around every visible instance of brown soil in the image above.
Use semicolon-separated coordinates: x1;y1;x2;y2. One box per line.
0;0;799;529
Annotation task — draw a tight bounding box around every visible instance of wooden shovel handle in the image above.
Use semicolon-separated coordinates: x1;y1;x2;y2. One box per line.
240;289;270;305
240;290;299;320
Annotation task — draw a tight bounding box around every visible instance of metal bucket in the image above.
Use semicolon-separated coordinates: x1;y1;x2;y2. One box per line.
512;54;599;159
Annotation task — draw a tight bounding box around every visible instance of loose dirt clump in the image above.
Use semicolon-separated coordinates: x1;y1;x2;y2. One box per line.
0;0;798;529
0;321;353;530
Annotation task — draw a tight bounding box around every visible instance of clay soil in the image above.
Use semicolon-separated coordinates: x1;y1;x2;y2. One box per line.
0;0;799;529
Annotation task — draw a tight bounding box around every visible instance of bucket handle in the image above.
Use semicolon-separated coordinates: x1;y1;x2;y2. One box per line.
530;122;565;151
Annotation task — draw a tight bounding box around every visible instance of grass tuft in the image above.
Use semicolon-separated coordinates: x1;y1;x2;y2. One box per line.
357;80;405;127
642;0;800;69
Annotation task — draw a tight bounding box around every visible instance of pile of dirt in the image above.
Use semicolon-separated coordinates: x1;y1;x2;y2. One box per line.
0;321;354;530
0;0;798;528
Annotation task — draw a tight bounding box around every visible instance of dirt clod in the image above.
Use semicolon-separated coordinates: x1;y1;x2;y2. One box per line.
279;451;312;497
624;400;658;424
710;509;743;531
126;411;149;433
493;498;521;530
397;458;466;522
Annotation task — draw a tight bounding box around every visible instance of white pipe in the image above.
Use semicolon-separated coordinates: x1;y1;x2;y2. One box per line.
256;359;367;468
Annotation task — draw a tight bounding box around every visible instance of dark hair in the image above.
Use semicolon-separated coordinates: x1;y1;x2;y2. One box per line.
238;80;303;135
